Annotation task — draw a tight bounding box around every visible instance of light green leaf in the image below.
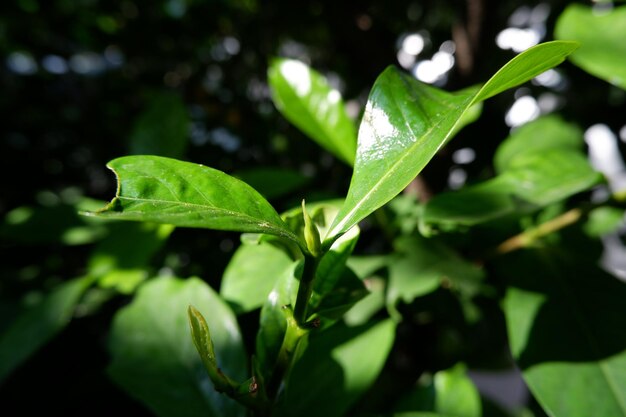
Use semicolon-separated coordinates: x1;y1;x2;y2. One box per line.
556;4;626;90
326;41;578;243
88;155;303;248
584;207;625;237
129;92;189;158
0;276;92;381
500;247;626;417
276;319;396;417
434;364;482;417
269;58;357;165
108;277;246;417
494;115;583;173
220;241;294;314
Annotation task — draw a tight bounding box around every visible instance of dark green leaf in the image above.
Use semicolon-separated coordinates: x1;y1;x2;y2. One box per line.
326;41;578;243
88;155;303;248
220;241;294;314
556;4;626;90
129;92;189;158
0;276;92;381
88;222;174;294
500;247;626;417
269;58;357;165
277;319;396;417
233;167;311;199
108;277;246;417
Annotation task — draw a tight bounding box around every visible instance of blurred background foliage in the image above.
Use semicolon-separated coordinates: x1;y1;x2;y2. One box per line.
1;0;626;415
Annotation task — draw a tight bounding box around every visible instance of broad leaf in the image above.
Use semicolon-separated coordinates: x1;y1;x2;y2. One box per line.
108;277;246;417
276;319;396;417
500;245;626;417
129;91;189;158
233;167;311;199
433;364;482;417
326;41;578;243
0;276;92;381
269;58;357;165
220;241;293;314
556;4;626;90
494;115;583;173
89;222;174;294
89;155;303;248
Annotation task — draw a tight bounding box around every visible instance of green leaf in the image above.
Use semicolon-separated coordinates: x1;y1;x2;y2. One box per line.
433;364;481;417
500;247;626;417
584;207;625;237
494;115;583;173
220;240;294;314
556;4;626;90
108;277;246;417
277;319;396;417
268;58;357;165
233;167;311;199
326;41;578;243
129;92;189;158
0;276;92;382
89;222;174;294
88;155;303;248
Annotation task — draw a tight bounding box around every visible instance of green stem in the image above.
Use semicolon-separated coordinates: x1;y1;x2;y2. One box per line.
293;253;319;326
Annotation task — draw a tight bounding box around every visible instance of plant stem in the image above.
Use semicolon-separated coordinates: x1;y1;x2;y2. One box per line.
494;208;583;255
293;253;319;326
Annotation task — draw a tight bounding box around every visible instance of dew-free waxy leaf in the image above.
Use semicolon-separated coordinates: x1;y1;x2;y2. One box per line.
326;41;578;243
90;155;303;247
269;58;357;165
556;4;626;90
108;277;247;417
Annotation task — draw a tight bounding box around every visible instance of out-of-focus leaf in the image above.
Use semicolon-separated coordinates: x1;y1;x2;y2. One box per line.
433;364;482;417
421;117;602;234
129;92;189;158
233;168;311;199
346;255;390;279
556;4;626;90
276;319;396;417
0;276;92;381
326;41;578;243
312;267;369;328
343;276;385;326
584;206;625;237
268;58;357;165
387;235;484;313
108;277;246;417
0;202;107;245
220;241;293;314
494;116;583;173
500;245;626;417
88;156;303;248
88;222;174;294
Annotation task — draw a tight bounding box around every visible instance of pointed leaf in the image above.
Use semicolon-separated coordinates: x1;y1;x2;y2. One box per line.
88;155;303;247
556;4;626;90
326;41;578;242
500;246;626;417
0;276;92;381
108;277;247;417
269;58;357;165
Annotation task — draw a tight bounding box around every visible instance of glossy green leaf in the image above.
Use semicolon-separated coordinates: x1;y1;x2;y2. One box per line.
0;276;92;381
220;241;293;314
277;319;396;417
89;155;303;248
108;277;246;417
88;222;174;294
556;4;626;90
434;364;482;417
326;41;578;243
129;92;189;158
494;116;583;173
501;247;626;417
269;58;357;165
233;167;311;199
